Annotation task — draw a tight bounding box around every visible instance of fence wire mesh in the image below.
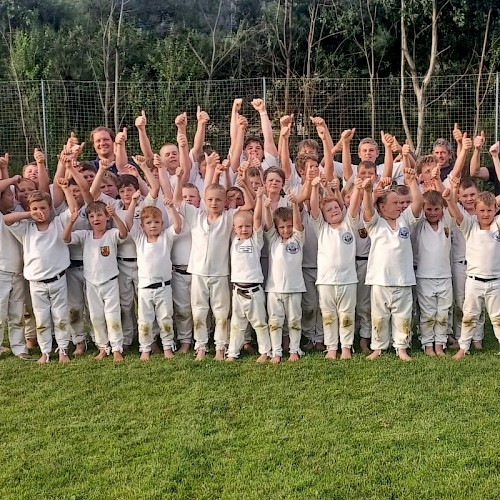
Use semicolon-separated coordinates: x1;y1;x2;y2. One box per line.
0;75;498;172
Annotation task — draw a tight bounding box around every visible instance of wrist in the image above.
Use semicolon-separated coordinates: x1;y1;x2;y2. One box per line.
259;111;267;116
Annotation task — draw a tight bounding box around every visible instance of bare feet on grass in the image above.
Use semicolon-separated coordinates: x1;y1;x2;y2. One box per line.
195;350;206;361
360;337;371;355
424;346;436;357
367;349;382;360
73;342;86;357
288;353;300;362
164;349;174;359
58;351;70;364
340;347;352;360
140;351;150;361
214;349;225;361
398;349;412;362
226;356;236;362
256;354;268;363
434;344;445;357
271;355;281;364
37;353;49;364
178;343;191;354
94;349;107;361
453;348;467;360
113;351;124;362
325;350;337;360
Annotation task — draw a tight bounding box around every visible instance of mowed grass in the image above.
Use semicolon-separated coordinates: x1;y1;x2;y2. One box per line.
2;327;500;499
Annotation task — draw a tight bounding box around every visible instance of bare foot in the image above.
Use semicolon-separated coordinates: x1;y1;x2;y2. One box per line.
243;343;256;354
340;347;352;360
73;342;86;357
164;349;174;359
398;349;412;362
140;351;151;361
288;353;300;362
151;342;161;354
214;349;225;361
473;341;483;350
37;353;49;364
58;351;70;364
256;354;268;363
424;346;436;357
325;350;337;360
360;338;371;354
26;338;38;349
178;343;191;354
367;349;382;360
17;353;30;360
113;351;124;362
434;344;445;357
453;349;467;360
226;356;236;362
315;342;326;351
94;349;107;361
195;350;206;361
271;356;281;364
0;346;12;355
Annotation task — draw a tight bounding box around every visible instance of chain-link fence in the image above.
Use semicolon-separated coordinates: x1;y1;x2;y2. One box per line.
0;75;498;172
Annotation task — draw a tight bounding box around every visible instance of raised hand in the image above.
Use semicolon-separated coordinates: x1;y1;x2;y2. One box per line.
381;131;393;148
197;105;210;125
34;148;45;164
132;155;146;168
106;203;116;217
175;112;188;128
474;131;485;149
256;186;265;198
0;153;9;171
175;166;184;178
251;98;266;114
115;128;127;145
56;177;69;189
135;110;147;130
132;190;141;202
453;123;463;144
462;132;472;151
311;176;321;187
233;98;243;112
489;141;500;157
341;128;355;143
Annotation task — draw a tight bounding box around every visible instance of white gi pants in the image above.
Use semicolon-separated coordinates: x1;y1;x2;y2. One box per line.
355;259;371;339
0;271;27;356
301;267;324;344
117;258;138;346
171;268;193;345
66;264;88;345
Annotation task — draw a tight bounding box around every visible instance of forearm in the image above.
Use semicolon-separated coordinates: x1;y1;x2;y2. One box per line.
381;147;393;179
279;136;292;179
292;202;303;231
115;142;128;174
450;148;468;179
90;168;106;199
363;191;375;221
230;126;245;173
0;177;18;193
168;207;182;233
469;148;480;176
239;183;255;211
62;221;75;243
138;129;154;160
254;196;263;229
310;185;320;219
4;211;30;225
348;187;362;218
179;145;192;184
140;166;159;199
342;142;353;181
322;139;334;181
263;205;272;231
112;213;128;238
191;123;206;162
409;179;423;217
125;201;137;229
37;162;50;193
260;111;278;157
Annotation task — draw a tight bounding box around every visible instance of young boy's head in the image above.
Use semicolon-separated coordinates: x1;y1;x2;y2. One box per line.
358;138;379;162
357;160;377;181
16;178;37;210
475;191;497;227
79;161;98;186
85;201;109;229
197;146;214;180
376;189;401;220
415;155;437;184
341;180;354;207
295;154;319;179
116;175;139;206
101;171;119;199
244;136;264;162
432;138;453;168
233;210;253;240
423;190;444;224
263;167;285;195
458;177;478;212
297;138;319;156
226;186;244;208
160;143;179;173
22;162;38;183
140;205;163;238
248;167;263;192
182;183;201;208
204;183;226;215
68;179;85;208
394;185;411;211
0;186;15;214
27;190;52;223
321;197;343;226
273;206;293;240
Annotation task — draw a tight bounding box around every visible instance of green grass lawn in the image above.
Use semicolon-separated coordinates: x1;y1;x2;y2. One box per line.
2;329;500;499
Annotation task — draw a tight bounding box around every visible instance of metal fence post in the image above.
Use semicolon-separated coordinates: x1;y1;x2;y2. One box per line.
262;77;266;105
40;79;49;170
495;72;499;143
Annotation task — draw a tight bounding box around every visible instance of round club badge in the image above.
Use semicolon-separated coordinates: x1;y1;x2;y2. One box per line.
398;227;410;239
342;232;354;244
286;242;300;254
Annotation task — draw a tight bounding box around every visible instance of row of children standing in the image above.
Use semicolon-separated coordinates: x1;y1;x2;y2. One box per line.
0;99;499;363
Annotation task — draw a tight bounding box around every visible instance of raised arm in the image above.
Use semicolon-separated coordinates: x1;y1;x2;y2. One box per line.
253;186;265;230
62;208;78;243
230;115;247;173
470;131;490;180
135;110;154;160
315;118;334;181
56;178;78;214
235;175;255;211
489;141;500;183
191;106;209;162
0;174;21;193
175;113;192;184
164;197;182;234
89;159;111;199
263;196;273;231
65;160;93;204
251;98;278;158
453;123;463;158
125;190;140;229
114;128;129;174
380;131;394;179
450;132;473;179
348;177;363;219
107;203;128;239
133;155;159;199
362;180;375;222
279;114;293;179
173;167;184;209
34;148;50;194
310;176;321;220
290;193;303;231
341;128;355;182
230;98;242;147
0;153;8;180
442;178;463;225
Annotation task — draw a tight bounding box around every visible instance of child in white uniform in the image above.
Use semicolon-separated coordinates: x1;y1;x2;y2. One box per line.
126;191;181;360
5;190;72;364
413;190;453;356
63;201;128;361
264;196;306;363
310;176;363;359
363;151;423;361
227;187;272;362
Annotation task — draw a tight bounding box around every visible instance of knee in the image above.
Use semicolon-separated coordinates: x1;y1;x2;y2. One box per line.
339;314;354;329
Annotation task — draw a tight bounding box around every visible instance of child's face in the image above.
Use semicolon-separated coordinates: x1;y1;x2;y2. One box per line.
343;190;352;207
205;188;226;215
101;179;118;198
276;217;293;240
161;145;179;171
226;190;244;208
69;185;84;207
82;170;96;186
233;213;253;240
265;172;283;194
358;143;379;162
357;166;377;182
119;185;136;206
150;167;159;180
249;175;263;192
0;188;15;213
141;215;163;237
29;200;51;223
198;160;207;179
399;193;412;211
244;141;264;162
182;187;201;208
459;186;477;212
475;201;496;227
419;164;434;184
88;209;109;230
380;192;401;220
23;165;38;182
322;200;343;225
298;145;317;156
433;146;450;167
17;180;37;209
305;160;319;179
424;203;443;224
